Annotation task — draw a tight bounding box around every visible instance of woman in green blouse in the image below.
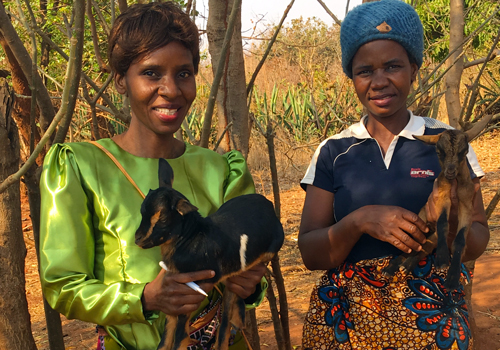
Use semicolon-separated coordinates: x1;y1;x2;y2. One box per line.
39;3;267;349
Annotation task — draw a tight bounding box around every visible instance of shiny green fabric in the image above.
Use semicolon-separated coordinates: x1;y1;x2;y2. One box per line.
39;139;264;350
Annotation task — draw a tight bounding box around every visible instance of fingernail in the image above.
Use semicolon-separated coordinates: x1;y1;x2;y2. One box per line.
417;246;422;251
210;271;215;276
407;249;412;253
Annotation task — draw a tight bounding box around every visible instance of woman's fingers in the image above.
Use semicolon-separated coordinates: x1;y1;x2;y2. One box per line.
362;205;427;253
225;263;266;299
401;211;428;243
390;228;423;253
171;270;215;284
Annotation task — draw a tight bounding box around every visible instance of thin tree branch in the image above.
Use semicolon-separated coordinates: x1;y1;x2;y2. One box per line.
118;0;127;13
316;0;342;26
414;5;500;99
212;121;233;151
82;79;101;140
53;0;85;144
246;0;295;98
464;49;500;69
32;24;129;123
200;0;241;148
185;0;193;14
87;0;110;73
463;28;500;124
91;0;110;35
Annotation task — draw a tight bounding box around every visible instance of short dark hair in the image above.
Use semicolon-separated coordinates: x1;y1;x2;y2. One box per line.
108;2;200;76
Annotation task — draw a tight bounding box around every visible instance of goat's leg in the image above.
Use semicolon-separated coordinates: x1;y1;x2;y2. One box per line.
382;207;436;277
435;203;452;268
444;199;473;291
432;178;452;268
172;314;191;350
230;296;246;331
215;291;238;350
401;230;437;273
157;315;178;350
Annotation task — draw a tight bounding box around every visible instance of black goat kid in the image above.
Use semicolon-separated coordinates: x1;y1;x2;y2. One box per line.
135;158;284;350
383;129;475;291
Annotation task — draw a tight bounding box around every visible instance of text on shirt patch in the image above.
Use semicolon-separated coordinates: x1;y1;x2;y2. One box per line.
411;168;435;178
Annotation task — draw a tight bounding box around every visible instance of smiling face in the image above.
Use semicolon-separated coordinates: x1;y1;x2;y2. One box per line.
351;40;418;123
115;41;196;140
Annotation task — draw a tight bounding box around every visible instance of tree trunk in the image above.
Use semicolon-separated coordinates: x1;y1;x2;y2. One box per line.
0;79;37;350
0;32;42;162
445;0;465;128
207;0;250;157
0;2;55;135
244;309;261;350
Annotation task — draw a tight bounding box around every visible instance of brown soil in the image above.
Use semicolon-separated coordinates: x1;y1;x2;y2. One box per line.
24;132;500;350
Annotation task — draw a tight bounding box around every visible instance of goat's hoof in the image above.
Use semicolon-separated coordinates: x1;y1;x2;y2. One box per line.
381;266;397;277
435;257;450;269
443;280;460;291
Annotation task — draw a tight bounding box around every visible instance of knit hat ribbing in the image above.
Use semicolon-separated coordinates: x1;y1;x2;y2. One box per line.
340;0;424;78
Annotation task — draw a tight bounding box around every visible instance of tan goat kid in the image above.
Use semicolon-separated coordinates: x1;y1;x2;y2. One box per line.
383;129;475;291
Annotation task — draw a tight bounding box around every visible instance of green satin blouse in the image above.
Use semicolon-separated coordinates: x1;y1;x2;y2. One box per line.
39;139;263;350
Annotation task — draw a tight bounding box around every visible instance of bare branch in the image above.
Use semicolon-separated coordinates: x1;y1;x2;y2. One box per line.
91;0;110;35
32;24;129;123
246;0;295;98
212;121;233;151
118;0;127;13
185;0;193;14
463;27;500;124
54;0;85;144
87;0;111;73
316;0;341;26
464;49;500;69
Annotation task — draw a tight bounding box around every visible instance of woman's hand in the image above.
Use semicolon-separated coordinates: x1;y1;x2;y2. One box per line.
142;269;215;316
357;205;429;253
224;263;267;299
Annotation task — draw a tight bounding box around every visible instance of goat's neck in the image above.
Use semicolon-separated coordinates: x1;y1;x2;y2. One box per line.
457;160;472;184
174;211;207;245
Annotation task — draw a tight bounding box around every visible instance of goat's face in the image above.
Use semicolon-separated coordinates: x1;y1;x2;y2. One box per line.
436;130;469;180
135;187;199;248
135;158;198;249
414;130;469;180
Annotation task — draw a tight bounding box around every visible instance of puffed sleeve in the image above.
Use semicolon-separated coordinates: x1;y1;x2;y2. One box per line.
223;150;255;201
39;144;149;325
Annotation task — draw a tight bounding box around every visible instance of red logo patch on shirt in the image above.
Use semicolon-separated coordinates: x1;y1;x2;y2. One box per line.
410;168;435;178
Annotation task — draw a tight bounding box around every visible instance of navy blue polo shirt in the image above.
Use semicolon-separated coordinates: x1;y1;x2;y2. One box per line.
301;112;484;263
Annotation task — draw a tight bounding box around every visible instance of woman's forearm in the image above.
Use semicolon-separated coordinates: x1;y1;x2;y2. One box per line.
298;212;363;270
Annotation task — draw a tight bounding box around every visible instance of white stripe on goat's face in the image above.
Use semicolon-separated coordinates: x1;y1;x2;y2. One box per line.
239;234;248;270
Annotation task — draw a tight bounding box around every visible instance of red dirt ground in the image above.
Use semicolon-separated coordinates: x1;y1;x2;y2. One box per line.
23;132;500;349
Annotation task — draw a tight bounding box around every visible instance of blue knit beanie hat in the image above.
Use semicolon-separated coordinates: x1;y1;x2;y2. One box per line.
340;0;424;78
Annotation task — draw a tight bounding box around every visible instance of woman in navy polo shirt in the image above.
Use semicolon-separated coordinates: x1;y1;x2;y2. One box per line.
298;1;489;349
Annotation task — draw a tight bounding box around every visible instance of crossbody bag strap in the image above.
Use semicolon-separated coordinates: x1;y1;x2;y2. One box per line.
88;141;146;199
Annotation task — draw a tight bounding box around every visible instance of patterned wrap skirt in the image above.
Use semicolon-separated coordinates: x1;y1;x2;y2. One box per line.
302;254;472;350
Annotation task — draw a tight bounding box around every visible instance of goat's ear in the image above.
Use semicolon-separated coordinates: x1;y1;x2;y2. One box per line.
413;133;442;145
158;158;174;188
175;198;199;215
